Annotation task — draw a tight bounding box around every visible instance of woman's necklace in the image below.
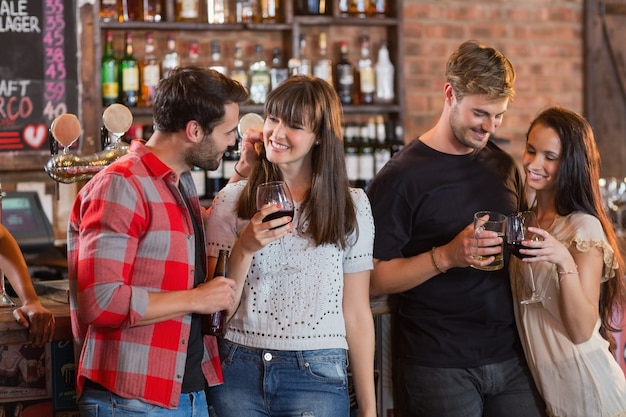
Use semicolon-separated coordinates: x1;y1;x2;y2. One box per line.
531;196;557;230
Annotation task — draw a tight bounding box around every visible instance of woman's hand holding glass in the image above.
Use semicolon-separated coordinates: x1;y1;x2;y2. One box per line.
516;226;575;272
238;203;292;256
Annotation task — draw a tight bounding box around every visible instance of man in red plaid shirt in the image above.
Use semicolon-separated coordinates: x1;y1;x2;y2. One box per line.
68;67;248;416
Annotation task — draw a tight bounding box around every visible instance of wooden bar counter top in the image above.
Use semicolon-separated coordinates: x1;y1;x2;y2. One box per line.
0;291;390;346
0;298;72;345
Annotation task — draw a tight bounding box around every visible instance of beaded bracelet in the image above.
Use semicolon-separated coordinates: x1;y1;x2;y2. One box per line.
233;161;247;179
558;266;578;282
431;247;446;274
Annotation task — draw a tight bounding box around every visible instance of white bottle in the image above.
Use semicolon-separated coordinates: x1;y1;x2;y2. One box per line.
375;41;395;103
161;34;180;78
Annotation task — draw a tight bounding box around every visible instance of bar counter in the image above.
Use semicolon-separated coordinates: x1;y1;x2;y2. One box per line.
0;295;390;346
0;298;72;345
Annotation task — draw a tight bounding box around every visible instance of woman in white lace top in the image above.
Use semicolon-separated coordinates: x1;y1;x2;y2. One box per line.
204;76;376;417
510;106;626;417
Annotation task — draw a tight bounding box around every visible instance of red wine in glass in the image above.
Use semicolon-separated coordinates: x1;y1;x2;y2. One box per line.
262;209;295;229
256;181;297;272
506;211;545;304
508;241;534;259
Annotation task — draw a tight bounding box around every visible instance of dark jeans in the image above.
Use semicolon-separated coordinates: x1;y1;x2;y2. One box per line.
394;356;547;417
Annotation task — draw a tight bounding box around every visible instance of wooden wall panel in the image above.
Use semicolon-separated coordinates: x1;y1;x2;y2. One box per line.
585;0;626;178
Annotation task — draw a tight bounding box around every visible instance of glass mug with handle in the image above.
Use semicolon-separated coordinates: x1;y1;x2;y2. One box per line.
471;210;506;271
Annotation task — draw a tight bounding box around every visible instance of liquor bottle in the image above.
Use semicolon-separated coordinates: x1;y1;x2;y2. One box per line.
335;40;354;105
358;119;375;189
344;122;359;187
368;0;387;17
338;0;349;16
101;30;118;106
348;0;367;17
259;0;280;23
161;34;180;78
287;56;300;77
100;0;118;22
357;35;375;104
221;144;239;188
297;0;326;15
119;32;139;107
206;164;223;199
208;40;228;76
390;120;405;157
373;115;390;174
140;32;160;107
269;47;289;91
313;32;333;86
236;0;255;23
176;0;200;22
375;41;395;103
230;42;249;89
248;44;271;104
202;249;229;336
184;40;201;67
288;34;311;76
143;0;164;22
119;0;143;21
191;167;207;198
207;0;228;23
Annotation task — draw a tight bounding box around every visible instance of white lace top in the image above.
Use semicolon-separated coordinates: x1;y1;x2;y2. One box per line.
205;181;374;351
510;212;626;417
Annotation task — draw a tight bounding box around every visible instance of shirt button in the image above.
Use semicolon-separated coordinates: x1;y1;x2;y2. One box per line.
264;352;272;361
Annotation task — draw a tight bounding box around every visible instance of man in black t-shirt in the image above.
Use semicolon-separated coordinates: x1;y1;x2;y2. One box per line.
367;41;547;417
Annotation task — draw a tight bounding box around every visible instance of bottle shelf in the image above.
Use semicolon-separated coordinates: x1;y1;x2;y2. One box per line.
94;1;404;152
100;21;293;32
125;103;401;121
292;15;399;26
101;16;399;31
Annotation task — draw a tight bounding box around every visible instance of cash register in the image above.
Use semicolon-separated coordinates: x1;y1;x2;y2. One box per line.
2;191;68;301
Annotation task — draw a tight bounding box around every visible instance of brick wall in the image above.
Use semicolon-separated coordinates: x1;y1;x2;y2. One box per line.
401;0;584;161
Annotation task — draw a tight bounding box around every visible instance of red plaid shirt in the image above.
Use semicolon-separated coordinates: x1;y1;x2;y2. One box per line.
68;141;222;408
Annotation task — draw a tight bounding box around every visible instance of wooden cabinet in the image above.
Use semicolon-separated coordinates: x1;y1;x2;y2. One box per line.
86;0;404;146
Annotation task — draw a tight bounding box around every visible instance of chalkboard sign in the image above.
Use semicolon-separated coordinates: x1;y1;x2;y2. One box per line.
0;0;78;153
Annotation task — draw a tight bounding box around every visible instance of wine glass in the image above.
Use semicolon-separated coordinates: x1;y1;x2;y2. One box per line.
506;211;544;304
256;181;296;272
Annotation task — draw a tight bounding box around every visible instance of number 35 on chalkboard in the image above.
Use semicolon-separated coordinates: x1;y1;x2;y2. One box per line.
0;0;77;155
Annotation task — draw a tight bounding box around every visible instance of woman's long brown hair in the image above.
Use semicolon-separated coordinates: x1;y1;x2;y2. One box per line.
527;106;626;353
237;76;357;249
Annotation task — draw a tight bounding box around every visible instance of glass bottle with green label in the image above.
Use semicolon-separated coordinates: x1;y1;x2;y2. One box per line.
119;32;139;107
101;30;118;107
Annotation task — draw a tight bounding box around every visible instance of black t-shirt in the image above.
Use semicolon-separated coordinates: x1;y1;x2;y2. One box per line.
367;139;526;368
180;185;207;393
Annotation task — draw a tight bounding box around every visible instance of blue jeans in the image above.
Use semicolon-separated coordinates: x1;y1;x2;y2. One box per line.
78;385;208;417
207;341;349;417
395;356;547;417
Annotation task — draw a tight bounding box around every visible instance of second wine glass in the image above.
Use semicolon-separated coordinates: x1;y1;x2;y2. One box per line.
507;210;545;304
256;181;296;272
